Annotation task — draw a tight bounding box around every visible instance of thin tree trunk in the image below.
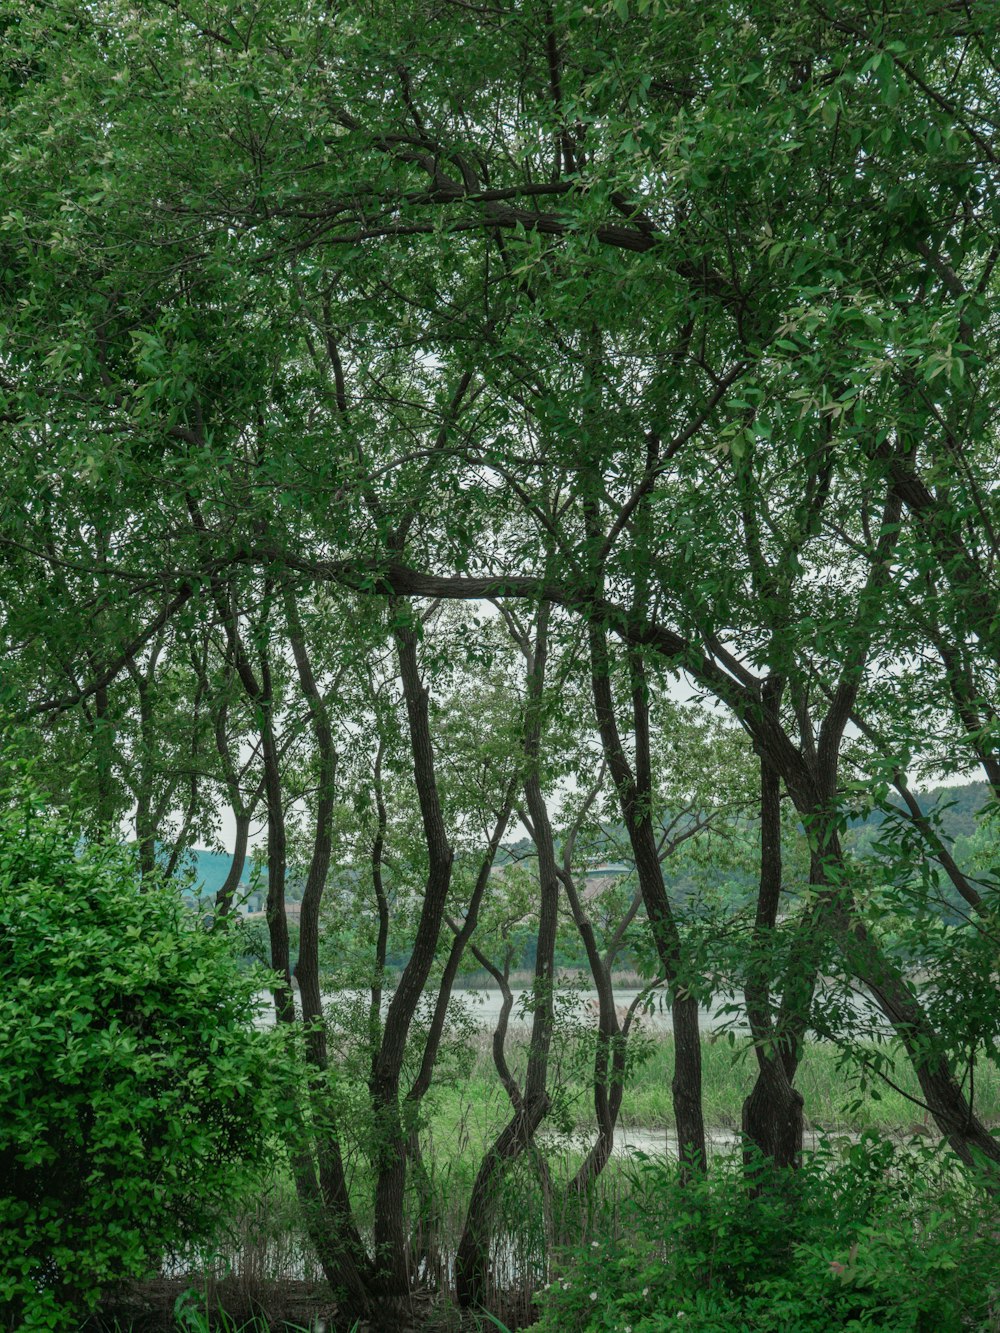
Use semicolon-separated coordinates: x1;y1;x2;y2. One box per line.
369;617;454;1312
401;778;517;1281
588;622;706;1172
463;936;523;1112
285;589;373;1309
204;680;264;925
557;803;633;1199
215;810;250;920
92;680;117;832
456;606;558;1309
368;737;389;1082
408;783;517;1106
133;673;156;880
212;575;371;1314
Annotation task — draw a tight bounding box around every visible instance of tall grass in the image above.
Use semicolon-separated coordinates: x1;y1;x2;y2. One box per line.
98;1029;999;1330
433;1028;1000;1138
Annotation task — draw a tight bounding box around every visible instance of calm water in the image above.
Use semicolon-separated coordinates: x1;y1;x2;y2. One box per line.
254;983;887;1036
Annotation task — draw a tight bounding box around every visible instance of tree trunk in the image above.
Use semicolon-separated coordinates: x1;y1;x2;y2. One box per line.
742;675;804;1171
848;920;1000;1171
92;680;117;832
216;584;371;1315
741;1057;804;1174
455;1100;550;1310
588;623;707;1171
370;618;454;1312
215;809;249;921
134;676;156;880
457;606;557;1309
285;592;373;1296
561;861;623;1200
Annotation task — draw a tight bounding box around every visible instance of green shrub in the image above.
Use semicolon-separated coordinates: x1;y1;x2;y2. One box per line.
0;796;286;1331
529;1137;1000;1332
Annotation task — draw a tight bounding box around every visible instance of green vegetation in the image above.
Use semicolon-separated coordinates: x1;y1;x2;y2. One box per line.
2;0;1000;1326
0;790;285;1331
424;1032;1000;1144
530;1143;1000;1333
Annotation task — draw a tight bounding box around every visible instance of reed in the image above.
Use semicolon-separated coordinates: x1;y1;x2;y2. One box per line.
445;1031;1000;1137
96;1031;998;1330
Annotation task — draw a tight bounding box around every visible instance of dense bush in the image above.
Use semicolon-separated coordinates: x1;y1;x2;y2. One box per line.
530;1137;1000;1332
0;795;286;1331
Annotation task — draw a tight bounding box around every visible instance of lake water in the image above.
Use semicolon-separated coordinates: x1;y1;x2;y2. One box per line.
254;982;888;1037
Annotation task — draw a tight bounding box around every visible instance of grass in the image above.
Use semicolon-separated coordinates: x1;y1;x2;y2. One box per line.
639;1035;999;1133
105;1319;369;1333
105;1324;309;1332
101;1310;313;1332
94;1028;999;1331
425;1027;1000;1142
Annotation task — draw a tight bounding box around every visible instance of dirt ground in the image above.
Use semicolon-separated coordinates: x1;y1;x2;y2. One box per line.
87;1275;337;1331
87;1275;539;1331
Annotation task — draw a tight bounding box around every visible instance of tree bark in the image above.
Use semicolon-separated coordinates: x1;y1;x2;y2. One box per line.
368;737;389;1080
457;605;558;1309
369;616;454;1312
742;676;804;1172
588;622;706;1172
215;809;250;921
845;919;1000;1171
284;588;372;1312
213;577;371;1315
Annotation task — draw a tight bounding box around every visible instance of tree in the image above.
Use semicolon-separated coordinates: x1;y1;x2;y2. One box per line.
3;0;1000;1316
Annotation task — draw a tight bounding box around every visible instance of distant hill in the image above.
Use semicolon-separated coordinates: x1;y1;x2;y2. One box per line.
174;847;259;905
852;781;994;851
900;781;992;843
173;781;991;904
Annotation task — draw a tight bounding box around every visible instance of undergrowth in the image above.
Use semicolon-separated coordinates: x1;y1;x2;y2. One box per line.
528;1137;1000;1332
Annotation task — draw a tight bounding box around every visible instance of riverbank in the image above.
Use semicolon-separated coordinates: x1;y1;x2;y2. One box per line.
88;1032;1000;1332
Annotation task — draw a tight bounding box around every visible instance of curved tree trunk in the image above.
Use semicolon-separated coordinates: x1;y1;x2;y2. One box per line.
847;920;1000;1171
557;763;640;1206
367;737;389;1080
369;618;454;1317
562;885;622;1199
457;605;557;1309
571;993;653;1201
214;809;250;921
404;787;517;1278
213;577;372;1317
588;622;706;1172
285;590;373;1312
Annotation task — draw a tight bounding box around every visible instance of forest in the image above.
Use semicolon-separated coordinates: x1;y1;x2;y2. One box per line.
1;0;999;1329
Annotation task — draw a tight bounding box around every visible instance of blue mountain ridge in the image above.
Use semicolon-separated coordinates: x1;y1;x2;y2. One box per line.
176;847;256;899
174;781;989;902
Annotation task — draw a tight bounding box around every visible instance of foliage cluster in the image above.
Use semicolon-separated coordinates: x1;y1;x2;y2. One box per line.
0;789;286;1331
3;0;1000;1321
530;1141;1000;1333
